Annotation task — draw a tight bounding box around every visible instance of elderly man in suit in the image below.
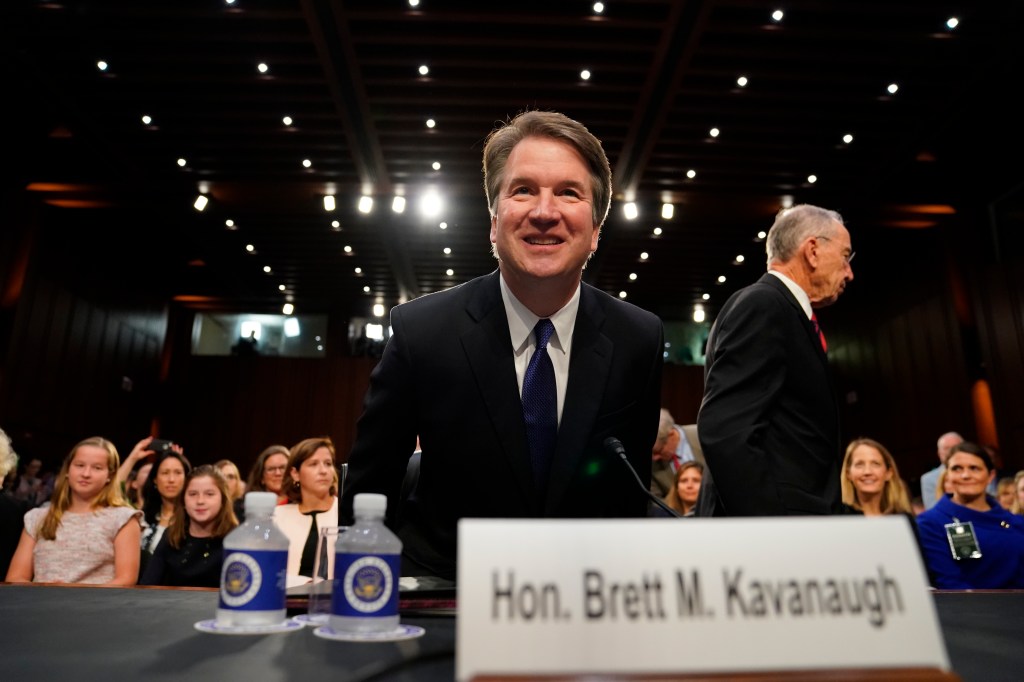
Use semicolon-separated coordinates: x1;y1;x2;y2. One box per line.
341;111;664;579
697;204;854;516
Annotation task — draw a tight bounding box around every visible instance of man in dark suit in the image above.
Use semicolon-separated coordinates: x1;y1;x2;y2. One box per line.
697;204;854;516
341;111;664;579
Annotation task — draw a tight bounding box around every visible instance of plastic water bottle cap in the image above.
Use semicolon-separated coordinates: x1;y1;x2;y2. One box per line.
244;491;279;516
353;492;387;515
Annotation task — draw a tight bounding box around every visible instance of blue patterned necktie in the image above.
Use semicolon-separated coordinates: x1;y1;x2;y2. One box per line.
522;319;557;490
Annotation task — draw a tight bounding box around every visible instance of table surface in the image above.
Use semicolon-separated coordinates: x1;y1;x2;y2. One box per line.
1;585;1022;682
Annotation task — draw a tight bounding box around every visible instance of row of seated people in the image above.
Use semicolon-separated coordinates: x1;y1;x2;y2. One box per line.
2;433;341;589
3;427;1023;590
650;423;1024;590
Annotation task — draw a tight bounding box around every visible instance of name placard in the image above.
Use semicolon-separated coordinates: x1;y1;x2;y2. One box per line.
456;516;949;680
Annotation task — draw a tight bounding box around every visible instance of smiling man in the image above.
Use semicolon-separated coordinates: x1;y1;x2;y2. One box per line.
697;204;854;517
341;111;664;580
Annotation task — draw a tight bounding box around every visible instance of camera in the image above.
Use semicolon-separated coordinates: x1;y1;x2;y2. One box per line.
148;439;175;455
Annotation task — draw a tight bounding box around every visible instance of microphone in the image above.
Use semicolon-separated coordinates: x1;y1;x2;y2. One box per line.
603;436;683;518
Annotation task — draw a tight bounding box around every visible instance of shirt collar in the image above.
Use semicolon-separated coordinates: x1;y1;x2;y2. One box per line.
499;274;580;356
768;270;813;319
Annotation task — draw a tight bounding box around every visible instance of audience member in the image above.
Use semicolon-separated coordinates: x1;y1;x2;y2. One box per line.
0;427;27;578
916;442;1024;589
122;460;152;509
140;449;192;572
650;408;697;499
840;438;912;516
1012;470;1024;516
215;459;245;502
934;467;955;503
237;444;291;521
919;431;963;511
139;465;238;587
996;476;1016;511
12;457;46;508
275;437;339;583
654;461;703;517
5;436;142;584
245;445;290;502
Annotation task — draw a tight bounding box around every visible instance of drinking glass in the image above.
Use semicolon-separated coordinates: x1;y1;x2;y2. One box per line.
304;525;348;625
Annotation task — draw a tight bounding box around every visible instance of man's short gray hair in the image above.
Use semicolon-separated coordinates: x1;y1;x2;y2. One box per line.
765;204;844;267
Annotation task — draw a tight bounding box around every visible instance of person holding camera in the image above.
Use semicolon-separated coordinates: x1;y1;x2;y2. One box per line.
139;446;190;577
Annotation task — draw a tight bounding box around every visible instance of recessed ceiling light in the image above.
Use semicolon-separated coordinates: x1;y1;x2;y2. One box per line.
735;255;745;263
331;219;341;229
709;127;720;138
418;65;429;76
737;76;748;87
842;133;854;144
439;222;448;230
282;303;294;316
257;62;269;74
225;219;236;229
887;83;899;95
640;252;649;260
278;284;286;292
652;227;662;236
358;196;373;213
263;265;272;274
141;115;152;125
392;196;406;213
245;244;255;253
757;231;767;240
177;158;187;167
302;159;312;168
426;118;436;128
702;293;710;301
771;9;784;22
443;247;451;255
96;60;108;72
623;202;638;220
363;285;371;293
432;161;441;170
661;203;674;220
354;267;362;274
282;115;293;126
686;169;696;179
618;291;627;299
580;69;591;80
343;245;353;253
409;0;420;6
946;17;959;30
323;195;336;211
628;273;638;281
193;195;208;211
717;275;727;283
446;268;454;276
807;174;818;184
593;3;604;13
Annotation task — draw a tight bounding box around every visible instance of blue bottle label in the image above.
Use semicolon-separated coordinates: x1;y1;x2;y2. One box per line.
219;549;287;611
332;553;400;618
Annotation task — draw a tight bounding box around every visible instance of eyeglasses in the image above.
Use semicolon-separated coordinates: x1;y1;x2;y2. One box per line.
815;235;855;265
265;465;287;474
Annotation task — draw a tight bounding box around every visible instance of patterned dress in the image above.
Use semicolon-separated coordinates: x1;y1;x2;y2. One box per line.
24;506;142;583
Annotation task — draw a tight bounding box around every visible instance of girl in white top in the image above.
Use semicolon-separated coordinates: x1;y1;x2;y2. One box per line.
6;436;142;585
274;437;339;583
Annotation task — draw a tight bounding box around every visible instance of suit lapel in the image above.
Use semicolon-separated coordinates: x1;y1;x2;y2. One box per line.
760;274;828;366
544;286;612;513
461;272;537;509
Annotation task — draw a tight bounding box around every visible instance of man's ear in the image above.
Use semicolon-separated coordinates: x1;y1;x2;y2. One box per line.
802;237;821;269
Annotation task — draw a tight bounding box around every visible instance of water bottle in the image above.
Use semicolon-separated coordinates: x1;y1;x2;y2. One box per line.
217;492;289;626
330;492;401;633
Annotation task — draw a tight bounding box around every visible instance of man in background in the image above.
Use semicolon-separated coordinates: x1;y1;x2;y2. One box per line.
697;204;853;516
650;408;699;498
919;431;964;510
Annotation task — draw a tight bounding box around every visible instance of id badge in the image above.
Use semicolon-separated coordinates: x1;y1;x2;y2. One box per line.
944;520;982;560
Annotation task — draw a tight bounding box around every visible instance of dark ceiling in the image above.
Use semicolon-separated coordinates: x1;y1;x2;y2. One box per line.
6;0;1022;323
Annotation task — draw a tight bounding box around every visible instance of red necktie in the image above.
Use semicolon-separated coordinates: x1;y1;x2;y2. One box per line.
811;313;827;353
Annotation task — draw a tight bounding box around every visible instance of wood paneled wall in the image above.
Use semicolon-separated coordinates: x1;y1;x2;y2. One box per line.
3;193;1023;488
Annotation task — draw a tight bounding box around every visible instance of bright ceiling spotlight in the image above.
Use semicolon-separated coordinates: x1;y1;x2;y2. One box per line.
392;196;406;213
420;189;444;218
358;196;373;214
193;195;208;211
282;303;294;316
323;195;336;211
284;317;300;337
661;203;674;220
623;202;638;220
693;305;706;323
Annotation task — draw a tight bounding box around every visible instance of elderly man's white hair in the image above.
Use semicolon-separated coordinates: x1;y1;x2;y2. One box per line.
0;427;16;482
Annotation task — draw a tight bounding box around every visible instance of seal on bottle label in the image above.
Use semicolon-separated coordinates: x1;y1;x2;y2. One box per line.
219;549;287;611
332;553;400;617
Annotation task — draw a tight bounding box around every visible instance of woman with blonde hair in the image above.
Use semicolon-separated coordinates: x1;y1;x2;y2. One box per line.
6;436;142;584
214;459;245;502
274;437;339;582
841;438;911;516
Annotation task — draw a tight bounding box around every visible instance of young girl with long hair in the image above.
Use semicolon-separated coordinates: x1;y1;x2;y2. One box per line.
140;465;238;587
5;436;142;584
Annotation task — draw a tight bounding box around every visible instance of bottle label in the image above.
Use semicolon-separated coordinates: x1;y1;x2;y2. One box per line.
219;549;287;611
332;553;400;618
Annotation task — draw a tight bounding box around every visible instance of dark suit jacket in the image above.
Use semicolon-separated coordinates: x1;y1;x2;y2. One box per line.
341;271;664;579
697;273;841;516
